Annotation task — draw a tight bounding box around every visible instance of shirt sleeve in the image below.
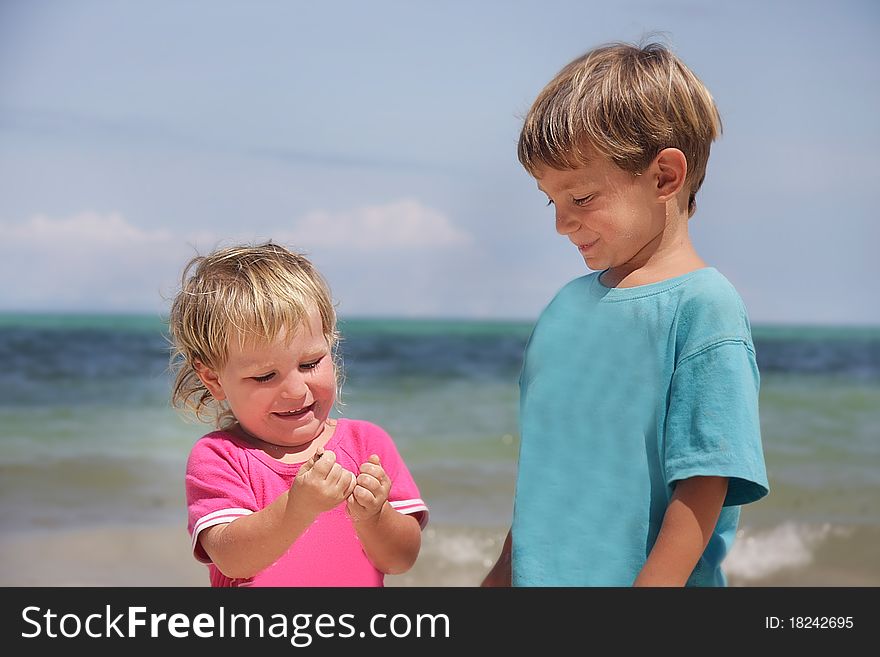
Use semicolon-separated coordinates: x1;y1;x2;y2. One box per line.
664;339;769;506
185;435;258;563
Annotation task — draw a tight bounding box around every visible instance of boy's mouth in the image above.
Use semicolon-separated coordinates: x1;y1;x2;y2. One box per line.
273;403;315;419
577;239;599;252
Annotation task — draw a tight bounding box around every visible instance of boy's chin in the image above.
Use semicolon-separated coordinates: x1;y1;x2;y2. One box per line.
581;256;604;271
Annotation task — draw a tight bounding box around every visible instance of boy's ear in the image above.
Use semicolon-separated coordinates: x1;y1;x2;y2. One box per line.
652;147;688;202
194;359;227;401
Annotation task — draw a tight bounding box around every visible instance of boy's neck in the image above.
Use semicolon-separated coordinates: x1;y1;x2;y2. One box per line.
602;249;707;288
601;212;706;288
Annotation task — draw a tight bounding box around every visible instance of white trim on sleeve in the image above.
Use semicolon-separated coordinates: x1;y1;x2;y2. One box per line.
191;507;254;562
390;498;429;528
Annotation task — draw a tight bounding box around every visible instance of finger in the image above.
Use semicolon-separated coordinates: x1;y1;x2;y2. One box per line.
360;469;390;496
298;450;321;474
356;472;381;493
347;485;369;509
359;475;389;507
310;449;337;477
352;484;375;506
328;463;356;492
359;460;387;481
331;465;351;492
326;462;345;486
344;470;357;497
347;494;364;514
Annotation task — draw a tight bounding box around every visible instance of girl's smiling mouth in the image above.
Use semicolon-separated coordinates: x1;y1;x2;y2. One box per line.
272;403;315;419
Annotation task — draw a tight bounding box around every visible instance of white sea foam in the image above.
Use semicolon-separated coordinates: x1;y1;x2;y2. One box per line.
723;522;851;580
421;527;500;568
420;523;855;582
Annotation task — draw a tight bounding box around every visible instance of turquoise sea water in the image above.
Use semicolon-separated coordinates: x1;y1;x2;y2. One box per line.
1;313;878;585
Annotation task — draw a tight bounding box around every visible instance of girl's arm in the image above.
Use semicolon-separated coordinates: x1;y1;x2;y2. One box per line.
200;450;355;579
347;455;422;574
352;504;422;574
633;475;728;587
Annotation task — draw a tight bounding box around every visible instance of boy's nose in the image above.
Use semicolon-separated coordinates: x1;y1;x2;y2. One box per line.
555;211;579;235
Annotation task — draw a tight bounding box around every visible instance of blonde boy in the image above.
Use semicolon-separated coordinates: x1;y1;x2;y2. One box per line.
484;42;768;586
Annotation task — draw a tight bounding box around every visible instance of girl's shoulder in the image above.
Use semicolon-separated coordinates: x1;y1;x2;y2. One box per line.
332;418;399;460
332;415;384;431
187;430;252;466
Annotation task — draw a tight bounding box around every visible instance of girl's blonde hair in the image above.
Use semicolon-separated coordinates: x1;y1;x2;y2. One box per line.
167;242;339;427
518;41;722;216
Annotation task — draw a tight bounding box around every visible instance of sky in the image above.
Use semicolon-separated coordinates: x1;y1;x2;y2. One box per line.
1;0;878;324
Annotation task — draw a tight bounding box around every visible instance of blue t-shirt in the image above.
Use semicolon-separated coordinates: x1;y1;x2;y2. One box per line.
512;268;769;586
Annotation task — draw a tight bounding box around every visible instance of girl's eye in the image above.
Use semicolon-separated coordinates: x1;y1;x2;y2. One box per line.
300;357;323;371
252;373;275;383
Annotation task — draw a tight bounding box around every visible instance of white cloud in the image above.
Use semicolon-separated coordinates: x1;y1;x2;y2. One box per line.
5;211;173;245
0;203;479;313
0;211;185;311
281;199;471;250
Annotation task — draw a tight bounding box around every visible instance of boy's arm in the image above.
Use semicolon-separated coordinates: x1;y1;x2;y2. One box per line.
481;528;512;586
633;476;728;587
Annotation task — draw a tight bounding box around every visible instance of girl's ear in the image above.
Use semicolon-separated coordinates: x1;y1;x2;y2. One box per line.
652;147;688;203
194;359;227;401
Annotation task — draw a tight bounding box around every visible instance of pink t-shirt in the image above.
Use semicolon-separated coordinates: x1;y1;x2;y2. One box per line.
186;418;428;587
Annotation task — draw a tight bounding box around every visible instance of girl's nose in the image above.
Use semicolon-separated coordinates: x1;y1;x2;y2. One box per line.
279;372;308;399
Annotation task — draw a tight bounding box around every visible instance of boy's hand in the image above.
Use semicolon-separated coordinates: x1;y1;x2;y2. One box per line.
346;454;391;523
481;529;512;587
291;450;356;517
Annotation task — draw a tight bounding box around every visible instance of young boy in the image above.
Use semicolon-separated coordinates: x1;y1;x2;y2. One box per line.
483;42;768;586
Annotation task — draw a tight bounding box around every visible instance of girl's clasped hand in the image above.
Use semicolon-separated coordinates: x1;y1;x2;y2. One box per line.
294;451;391;523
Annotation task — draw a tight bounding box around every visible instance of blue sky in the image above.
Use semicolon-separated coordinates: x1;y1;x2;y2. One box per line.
1;0;877;324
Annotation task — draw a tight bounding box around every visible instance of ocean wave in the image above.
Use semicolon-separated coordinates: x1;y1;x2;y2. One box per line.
723;522;851;580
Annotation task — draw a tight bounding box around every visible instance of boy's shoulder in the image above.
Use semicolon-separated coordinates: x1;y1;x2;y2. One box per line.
672;268;750;325
667;269;755;360
546;267;744;309
676;267;742;298
540;267;752;343
557;271;601;294
545;272;601;306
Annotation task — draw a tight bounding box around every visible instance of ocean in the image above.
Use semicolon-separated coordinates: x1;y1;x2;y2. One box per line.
1;313;878;586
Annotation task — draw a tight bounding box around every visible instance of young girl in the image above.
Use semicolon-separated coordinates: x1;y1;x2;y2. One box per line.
168;242;427;586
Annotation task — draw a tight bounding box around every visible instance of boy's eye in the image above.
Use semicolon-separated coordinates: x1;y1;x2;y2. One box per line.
573;194;594;207
545;198;554;206
251;373;275;383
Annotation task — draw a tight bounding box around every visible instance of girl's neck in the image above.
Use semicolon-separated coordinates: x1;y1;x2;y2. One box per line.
231;420;336;464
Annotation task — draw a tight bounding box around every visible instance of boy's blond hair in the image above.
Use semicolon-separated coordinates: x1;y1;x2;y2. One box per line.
518;41;722;216
167;242;339;427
